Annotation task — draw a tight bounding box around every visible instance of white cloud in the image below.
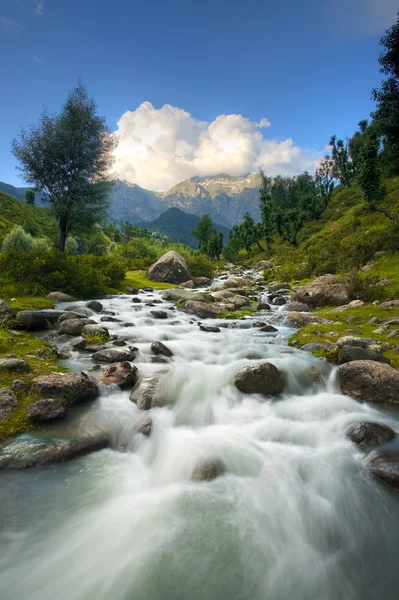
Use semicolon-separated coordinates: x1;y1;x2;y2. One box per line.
0;15;25;33
32;55;42;63
35;1;44;15
330;0;397;35
113;102;319;191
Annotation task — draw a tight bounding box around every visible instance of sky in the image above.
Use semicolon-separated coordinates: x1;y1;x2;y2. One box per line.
0;0;397;190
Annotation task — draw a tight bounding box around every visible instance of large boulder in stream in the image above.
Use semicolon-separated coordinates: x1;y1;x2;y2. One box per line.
182;301;224;319
146;251;191;284
16;310;65;331
92;347;136;363
101;362;138;388
234;362;286;395
347;422;396;453
31;372;99;405
292;275;349;308
130;375;168;410
366;444;399;491
162;289;214;303
58;318;96;336
151;341;173;358
337;360;399;405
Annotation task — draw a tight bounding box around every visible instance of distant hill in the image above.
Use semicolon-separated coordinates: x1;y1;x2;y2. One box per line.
0;181;47;205
0;191;57;243
145;207;230;248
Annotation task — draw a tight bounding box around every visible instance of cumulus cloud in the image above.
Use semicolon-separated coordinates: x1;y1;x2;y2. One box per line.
35;1;44;15
329;0;397;35
113;102;319;191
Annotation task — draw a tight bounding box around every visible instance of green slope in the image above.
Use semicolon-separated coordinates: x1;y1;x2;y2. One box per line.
0;191;57;243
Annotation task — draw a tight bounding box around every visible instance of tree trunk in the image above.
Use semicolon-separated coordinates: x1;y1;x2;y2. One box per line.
59;218;68;252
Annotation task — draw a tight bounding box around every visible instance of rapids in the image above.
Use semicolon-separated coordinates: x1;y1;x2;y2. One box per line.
1;276;399;600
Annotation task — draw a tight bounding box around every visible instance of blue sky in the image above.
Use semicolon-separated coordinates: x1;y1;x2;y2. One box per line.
0;0;397;190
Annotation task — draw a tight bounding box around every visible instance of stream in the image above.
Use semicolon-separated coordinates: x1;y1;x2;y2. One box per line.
1;271;399;600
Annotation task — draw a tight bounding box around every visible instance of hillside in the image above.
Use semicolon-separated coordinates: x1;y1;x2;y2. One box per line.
145;207;230;248
0;191;57;243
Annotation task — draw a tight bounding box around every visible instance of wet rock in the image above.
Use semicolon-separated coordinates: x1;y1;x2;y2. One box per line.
281;302;309;312
100;316;121;323
0;300;15;326
150;310;168;320
86;300;103;313
338;360;399;405
47;292;74;303
26;398;68;421
181;280;195;289
259;325;278;333
193;277;211;287
292;274;349;307
149;356;169;364
199;324;221;333
192;459;225;481
0;432;110;469
0;389;18;420
132;297;142;303
146;250;191;284
347;422;395;453
252;321;266;328
81;324;109;338
338;346;391;365
112;340;127;347
31;373;99;405
0;358;30;372
58;318;96;336
366;444;399;490
234;362;286;395
162;288;215;303
151;341;173;357
139;418;152;436
58;311;86;325
12;379;28;392
182;301;224;319
214;290;235;302
101;362;138;388
92;347;136;363
272;296;287;306
228;295;250;309
16;310;65;331
130;376;166;410
257;302;271;311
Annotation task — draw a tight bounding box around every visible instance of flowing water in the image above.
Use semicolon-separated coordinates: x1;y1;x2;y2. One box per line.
1;275;399;600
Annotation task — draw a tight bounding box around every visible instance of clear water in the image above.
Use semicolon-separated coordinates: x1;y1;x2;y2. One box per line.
1;282;399;600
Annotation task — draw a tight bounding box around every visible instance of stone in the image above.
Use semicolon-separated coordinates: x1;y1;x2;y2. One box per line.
267;282;291;293
181;280;195;289
301;343;331;352
16;310;65;331
100;316;121;323
387;329;399;339
31;373;99;405
366;445;399;490
347;422;395;453
140;418;152;436
182;301;224;319
374;251;386;259
86;300;103;313
58;318;95;336
281;302;309;312
132;297;141;303
150;310;168;320
255;260;273;270
292;275;349;308
81;324;109;338
272;296;286;306
101;362;138;388
193;277;211;287
252;321;266;328
92;347;136;363
368;317;381;326
257;302;271;311
229;295;250;309
338;346;391;365
0;433;110;469
12;380;27;391
0;358;30;372
284;312;335;328
380;300;399;308
336;336;368;348
0;300;15;326
0;389;18;420
234;362;286;395
337;360;399;405
199;324;221;333
58;311;86;324
151;341;173;357
47;292;74;303
130;376;167;410
259;325;278;333
345;316;358;324
26;398;68;421
214;290;235;302
376;279;393;287
361;264;374;272
162;288;215;303
192;459;225;481
146;250;191;284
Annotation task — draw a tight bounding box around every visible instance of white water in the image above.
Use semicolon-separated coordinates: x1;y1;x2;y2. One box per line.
1;281;399;600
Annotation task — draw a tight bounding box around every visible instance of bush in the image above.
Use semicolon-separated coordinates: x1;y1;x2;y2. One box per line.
2;226;33;253
65;236;79;255
31;238;51;252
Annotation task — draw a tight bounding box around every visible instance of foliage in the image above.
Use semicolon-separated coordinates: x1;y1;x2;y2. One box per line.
356;126;386;209
230;212;264;253
65;236;79;255
329;135;354;186
83;331;110;345
12;82;117;251
0;191;57;246
25;189;35;205
2;225;34;253
222;236;243;262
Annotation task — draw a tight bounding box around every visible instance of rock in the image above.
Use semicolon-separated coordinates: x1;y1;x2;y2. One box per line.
292;275;349;307
47;292;74;303
252;321;266;328
259;325;278;333
281;302;309;312
336;336;369;348
0;433;110;469
16;310;65;331
146;250;191;284
380;300;399;308
0;389;18;420
150;310;168;319
0;358;30;372
267;282;291;293
338;346;391;365
361;264;374;272
26;398;68;421
255;260;273;270
0;300;15;326
100;316;121;323
223;278;251;289
181;280;195;289
374;250;386;259
162;289;215;303
377;279;393;287
182;301;224;319
347;422;395;453
234;362;286;395
214;290;235;302
366;445;399;490
338;360;399;405
130;376;166;410
272;296;287;306
86;300;103;313
132;297;141;303
101;362;138;388
301;343;332;352
31;373;99;405
81;324;109;338
199;324;221;333
387;329;399;339
139;418;152;436
256;302;270;311
193;277;211;287
192;459;225;481
12;380;27;391
151;341;173;357
58;318;95;336
284;312;335;328
58;311;86;324
230;295;250;309
92;347;136;363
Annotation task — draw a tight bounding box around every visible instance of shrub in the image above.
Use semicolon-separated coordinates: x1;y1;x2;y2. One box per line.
65;236;79;255
2;226;33;253
31;238;51;252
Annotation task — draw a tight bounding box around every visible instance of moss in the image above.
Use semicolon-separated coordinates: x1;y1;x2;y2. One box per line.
6;296;54;312
120;270;175;291
0;329;67;441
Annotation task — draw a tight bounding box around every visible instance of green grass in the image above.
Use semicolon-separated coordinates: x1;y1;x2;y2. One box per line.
0;328;67;441
0;191;57;245
122;270;175;291
6;297;54;312
83;331;110;345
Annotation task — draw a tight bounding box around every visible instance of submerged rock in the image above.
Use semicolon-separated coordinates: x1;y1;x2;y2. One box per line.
192;459;225;481
199;324;221;333
150;310;168;320
234;362;286;395
146;250;191;284
139;418;152;436
338;360;399;405
347;422;396;453
130;376;167;410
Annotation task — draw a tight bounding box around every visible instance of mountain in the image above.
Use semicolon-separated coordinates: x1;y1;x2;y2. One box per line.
145;207;230;248
0;181;47;206
109;180;162;224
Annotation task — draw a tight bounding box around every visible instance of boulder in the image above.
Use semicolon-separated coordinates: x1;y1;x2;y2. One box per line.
86;300;103;313
338;346;391;365
47;292;74;303
58;318;95;336
139;418;152;436
292;275;349;307
347;422;395;453
92;347;136;363
337;360;399;405
366;445;399;490
0;389;18;420
31;373;99;405
150;310;168;319
257;302;271;311
301;343;332;352
16;310;65;331
234;362;286;395
151;341;173;357
101;362;138;388
192;459;225;481
199;324;221;333
26;398;68;421
0;300;15;326
267;282;291;293
162;289;215;303
181;280;195;289
259;325;278;333
214;290;235;302
182;301;224;319
229;295;250;309
379;300;399;308
193;277;211;287
0;358;30;372
81;324;109;338
58;311;86;324
223;278;251;289
130;376;167;410
12;380;27;392
336;336;368;349
281;302;309;312
146;250;191;284
0;432;110;469
255;260;273;270
272;297;286;306
330;300;365;312
284;312;335;328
